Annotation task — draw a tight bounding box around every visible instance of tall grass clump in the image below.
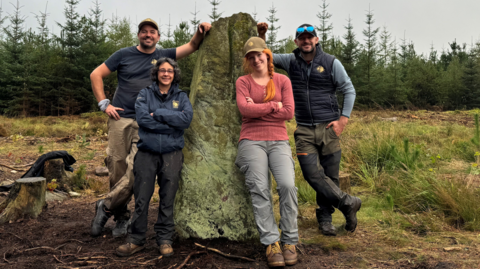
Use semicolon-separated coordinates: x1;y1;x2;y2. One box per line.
345;112;480;231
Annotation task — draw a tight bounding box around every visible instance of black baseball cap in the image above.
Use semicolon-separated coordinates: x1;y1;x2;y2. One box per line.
295;24;317;39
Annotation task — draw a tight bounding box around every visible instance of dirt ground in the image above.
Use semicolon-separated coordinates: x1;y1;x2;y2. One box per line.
1;111;480;268
0;196;460;269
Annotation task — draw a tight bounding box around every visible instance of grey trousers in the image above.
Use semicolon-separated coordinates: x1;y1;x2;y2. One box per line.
235;140;298;245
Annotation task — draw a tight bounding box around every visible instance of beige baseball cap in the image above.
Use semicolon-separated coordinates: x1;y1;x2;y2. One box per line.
138;18;159;33
244;37;267;57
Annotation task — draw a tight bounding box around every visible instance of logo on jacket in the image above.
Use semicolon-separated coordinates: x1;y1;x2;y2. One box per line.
317;66;325;73
151;59;157;65
172;100;179;109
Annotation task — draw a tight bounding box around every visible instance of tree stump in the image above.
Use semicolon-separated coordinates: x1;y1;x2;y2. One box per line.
44;160;76;191
339;172;351;194
0;177;46;224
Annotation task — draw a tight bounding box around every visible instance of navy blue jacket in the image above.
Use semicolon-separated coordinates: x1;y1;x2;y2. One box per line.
135;82;193;154
289;44;339;125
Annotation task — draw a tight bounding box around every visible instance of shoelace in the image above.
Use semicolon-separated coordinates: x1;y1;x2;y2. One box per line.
271;243;282;254
283;244;295;252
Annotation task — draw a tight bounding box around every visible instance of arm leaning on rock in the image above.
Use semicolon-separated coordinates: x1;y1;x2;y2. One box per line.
236;77;279;118
135;89;174;134
176;22;212;60
259;76;295;122
332;59;356;118
152;93;193;130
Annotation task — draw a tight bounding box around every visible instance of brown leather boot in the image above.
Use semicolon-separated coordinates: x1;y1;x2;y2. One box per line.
282;244;298;266
266;242;285;267
116;243;145;257
159;244;174;257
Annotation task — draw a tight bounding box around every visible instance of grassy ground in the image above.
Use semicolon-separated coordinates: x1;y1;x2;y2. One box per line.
1;110;480;268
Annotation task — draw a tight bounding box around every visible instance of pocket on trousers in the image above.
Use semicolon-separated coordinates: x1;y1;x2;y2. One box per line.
328;127;339;139
237;164;249;174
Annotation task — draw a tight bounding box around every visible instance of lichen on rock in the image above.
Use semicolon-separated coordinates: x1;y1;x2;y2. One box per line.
174;13;259;241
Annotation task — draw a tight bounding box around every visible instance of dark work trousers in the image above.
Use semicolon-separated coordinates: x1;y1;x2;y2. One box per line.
294;123;344;223
127;149;183;246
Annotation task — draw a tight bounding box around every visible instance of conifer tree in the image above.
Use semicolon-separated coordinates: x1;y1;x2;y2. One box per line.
266;3;280;52
56;0;90;115
316;0;333;52
378;26;391;67
190;2;200;29
208;0;222;23
2;0;26;115
462;50;480;109
252;6;257;21
356;6;379;106
340;16;359;83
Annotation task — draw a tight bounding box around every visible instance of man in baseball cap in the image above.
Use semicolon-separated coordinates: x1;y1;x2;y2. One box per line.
89;17;211;252
257;22;361;238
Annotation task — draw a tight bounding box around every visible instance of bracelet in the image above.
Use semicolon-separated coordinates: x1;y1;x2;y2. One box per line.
98;99;110;112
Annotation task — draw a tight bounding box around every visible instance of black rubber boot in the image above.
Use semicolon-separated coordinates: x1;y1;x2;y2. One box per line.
319;222;337;236
339;196;362;232
91;199;112;237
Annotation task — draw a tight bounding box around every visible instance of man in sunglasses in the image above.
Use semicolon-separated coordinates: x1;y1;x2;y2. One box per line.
258;23;361;236
90;18;211;238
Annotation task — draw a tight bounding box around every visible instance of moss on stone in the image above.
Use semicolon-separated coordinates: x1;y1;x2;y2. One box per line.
175;13;259;242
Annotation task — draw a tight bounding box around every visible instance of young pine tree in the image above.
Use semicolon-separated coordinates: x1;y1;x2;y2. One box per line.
316;0;333;52
2;0;26;115
208;0;222;23
266;3;281;53
190;2;200;30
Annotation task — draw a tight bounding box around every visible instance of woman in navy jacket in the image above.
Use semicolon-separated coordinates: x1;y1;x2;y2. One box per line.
116;57;193;257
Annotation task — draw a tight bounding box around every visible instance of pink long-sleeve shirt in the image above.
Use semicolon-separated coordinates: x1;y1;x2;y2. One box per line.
236;73;295;142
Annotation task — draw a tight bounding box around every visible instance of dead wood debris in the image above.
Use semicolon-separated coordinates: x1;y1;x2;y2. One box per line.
176;251;206;269
194;242;255;262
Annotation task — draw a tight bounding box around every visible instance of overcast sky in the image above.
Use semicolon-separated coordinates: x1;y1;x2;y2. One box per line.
2;0;480;55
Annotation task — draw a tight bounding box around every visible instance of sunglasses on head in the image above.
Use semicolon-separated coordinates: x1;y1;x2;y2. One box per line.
297;26;315;34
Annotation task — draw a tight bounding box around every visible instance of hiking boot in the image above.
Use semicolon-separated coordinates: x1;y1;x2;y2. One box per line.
91;199;112;237
266;242;285;267
159;244;173;257
319;222;337;236
282;244;298;266
116;243;145;257
339;196;362;232
112;219;130;238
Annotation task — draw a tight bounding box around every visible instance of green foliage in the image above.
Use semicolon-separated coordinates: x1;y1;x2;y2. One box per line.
71;164;87;189
388;138;422;171
76;133;90;148
38;145;44;154
471;114;479;147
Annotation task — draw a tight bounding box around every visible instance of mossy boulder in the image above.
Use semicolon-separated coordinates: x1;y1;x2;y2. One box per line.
174;13;258;241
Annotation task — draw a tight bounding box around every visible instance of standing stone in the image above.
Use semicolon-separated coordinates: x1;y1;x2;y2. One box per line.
174;13;258;241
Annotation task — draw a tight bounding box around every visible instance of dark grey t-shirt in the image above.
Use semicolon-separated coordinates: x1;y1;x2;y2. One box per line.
105;46;176;118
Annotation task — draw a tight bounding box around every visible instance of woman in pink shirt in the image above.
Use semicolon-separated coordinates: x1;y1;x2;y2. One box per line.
235;37;298;268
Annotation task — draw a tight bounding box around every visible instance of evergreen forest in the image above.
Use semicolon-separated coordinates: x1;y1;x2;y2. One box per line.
0;0;479;117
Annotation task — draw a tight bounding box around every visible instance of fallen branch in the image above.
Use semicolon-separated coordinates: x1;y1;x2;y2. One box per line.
166;263;177;269
176;251;206;269
194;243;255;262
23;246;57;252
0;163;25;171
55;244;68;250
77;256;109;260
3;252;10;264
137;256;162;266
296;245;305;255
12;162;35;168
53;255;65;264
